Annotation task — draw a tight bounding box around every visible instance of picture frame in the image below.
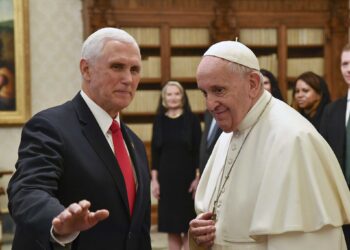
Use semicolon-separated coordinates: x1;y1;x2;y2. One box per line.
0;0;30;125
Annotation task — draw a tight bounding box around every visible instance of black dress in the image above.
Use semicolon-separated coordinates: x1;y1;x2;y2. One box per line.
151;112;201;233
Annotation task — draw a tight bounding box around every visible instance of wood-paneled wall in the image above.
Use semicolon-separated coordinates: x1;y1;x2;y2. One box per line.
82;0;349;100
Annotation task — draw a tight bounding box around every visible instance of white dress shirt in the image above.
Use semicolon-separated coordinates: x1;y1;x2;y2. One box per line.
346;89;350;126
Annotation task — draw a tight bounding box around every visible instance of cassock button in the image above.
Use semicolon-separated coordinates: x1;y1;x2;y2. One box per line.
128;232;133;239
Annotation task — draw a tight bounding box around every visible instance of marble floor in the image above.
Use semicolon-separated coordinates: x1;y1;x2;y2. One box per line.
151;225;168;250
1;234;12;250
2;245;10;250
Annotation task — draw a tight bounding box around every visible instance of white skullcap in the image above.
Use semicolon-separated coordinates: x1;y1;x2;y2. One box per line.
204;41;260;70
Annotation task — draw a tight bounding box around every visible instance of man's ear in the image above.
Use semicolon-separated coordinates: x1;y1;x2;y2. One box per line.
248;71;262;98
80;59;91;81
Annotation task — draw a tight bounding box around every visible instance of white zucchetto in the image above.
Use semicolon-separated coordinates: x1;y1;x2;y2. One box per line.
204;41;260;70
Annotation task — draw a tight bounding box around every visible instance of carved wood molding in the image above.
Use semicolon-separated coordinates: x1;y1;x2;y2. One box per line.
329;0;349;33
108;0;213;11
84;0;114;34
210;0;237;42
232;0;329;12
86;0;333;12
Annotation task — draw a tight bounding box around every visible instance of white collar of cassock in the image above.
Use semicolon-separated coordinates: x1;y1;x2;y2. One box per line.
237;90;272;132
199;90;272;212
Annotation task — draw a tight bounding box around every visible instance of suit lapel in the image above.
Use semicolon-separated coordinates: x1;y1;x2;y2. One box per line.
206;114;221;149
72;94;130;215
337;97;347;140
341;96;347;124
340;96;347;144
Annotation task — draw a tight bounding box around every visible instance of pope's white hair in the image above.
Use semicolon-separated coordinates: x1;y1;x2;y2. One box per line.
229;61;264;86
81;27;140;62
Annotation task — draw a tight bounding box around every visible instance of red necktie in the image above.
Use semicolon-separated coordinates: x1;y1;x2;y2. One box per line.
110;120;136;215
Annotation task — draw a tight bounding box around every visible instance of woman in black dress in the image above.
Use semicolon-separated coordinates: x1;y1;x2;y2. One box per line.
151;81;201;250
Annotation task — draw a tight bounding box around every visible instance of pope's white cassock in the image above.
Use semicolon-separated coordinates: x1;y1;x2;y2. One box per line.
192;90;350;250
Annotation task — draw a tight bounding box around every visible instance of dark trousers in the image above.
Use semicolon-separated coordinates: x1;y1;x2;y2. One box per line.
343;224;350;248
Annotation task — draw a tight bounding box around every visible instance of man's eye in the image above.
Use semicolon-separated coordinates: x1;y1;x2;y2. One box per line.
131;66;140;74
214;88;224;95
112;64;123;70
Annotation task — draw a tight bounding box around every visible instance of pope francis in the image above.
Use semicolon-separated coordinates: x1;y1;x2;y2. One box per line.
188;41;350;250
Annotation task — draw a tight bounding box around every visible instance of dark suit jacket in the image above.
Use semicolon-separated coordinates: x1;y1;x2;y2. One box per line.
7;93;151;250
319;95;350;250
319;96;347;172
199;111;222;174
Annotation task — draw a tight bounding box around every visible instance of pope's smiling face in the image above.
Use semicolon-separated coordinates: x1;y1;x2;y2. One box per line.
196;56;258;132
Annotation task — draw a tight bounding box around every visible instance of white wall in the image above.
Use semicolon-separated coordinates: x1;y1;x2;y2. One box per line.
0;0;83;210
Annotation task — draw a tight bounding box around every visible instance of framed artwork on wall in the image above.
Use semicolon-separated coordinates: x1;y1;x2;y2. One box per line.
0;0;30;125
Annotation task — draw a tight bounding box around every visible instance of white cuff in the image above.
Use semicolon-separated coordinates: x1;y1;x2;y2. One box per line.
50;226;79;246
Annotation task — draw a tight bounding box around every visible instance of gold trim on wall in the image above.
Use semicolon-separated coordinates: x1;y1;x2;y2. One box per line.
0;0;30;125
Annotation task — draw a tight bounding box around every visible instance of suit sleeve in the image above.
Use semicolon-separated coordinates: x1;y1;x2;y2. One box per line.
128;129;152;249
7;113;65;244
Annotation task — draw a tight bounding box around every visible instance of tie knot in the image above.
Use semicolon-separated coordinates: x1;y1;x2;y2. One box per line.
110;120;120;133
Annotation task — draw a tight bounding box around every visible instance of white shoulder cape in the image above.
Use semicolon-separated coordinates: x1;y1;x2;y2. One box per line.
195;91;350;242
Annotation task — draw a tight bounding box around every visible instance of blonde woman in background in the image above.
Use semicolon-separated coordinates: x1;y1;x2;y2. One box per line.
151;81;201;250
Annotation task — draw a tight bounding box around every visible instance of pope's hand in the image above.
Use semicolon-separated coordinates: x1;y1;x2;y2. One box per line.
189;212;216;248
52;199;109;237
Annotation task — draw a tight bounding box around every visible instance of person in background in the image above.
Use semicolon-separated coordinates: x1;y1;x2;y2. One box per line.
260;68;284;101
293;71;330;131
151;81;201;250
7;27;151;250
0;61;15;110
189;40;350;250
0;39;15;110
199;110;222;175
320;43;350;248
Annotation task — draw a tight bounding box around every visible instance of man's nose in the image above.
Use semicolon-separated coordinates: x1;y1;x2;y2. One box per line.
206;96;217;110
346;64;350;72
122;70;133;84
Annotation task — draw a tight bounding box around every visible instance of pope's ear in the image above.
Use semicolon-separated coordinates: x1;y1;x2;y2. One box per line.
80;59;91;81
248;71;262;98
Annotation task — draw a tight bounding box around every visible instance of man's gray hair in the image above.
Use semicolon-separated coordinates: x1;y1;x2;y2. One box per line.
81;27;140;61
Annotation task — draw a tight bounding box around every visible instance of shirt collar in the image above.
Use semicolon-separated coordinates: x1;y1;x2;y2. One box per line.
237;90;272;131
80;90;120;134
